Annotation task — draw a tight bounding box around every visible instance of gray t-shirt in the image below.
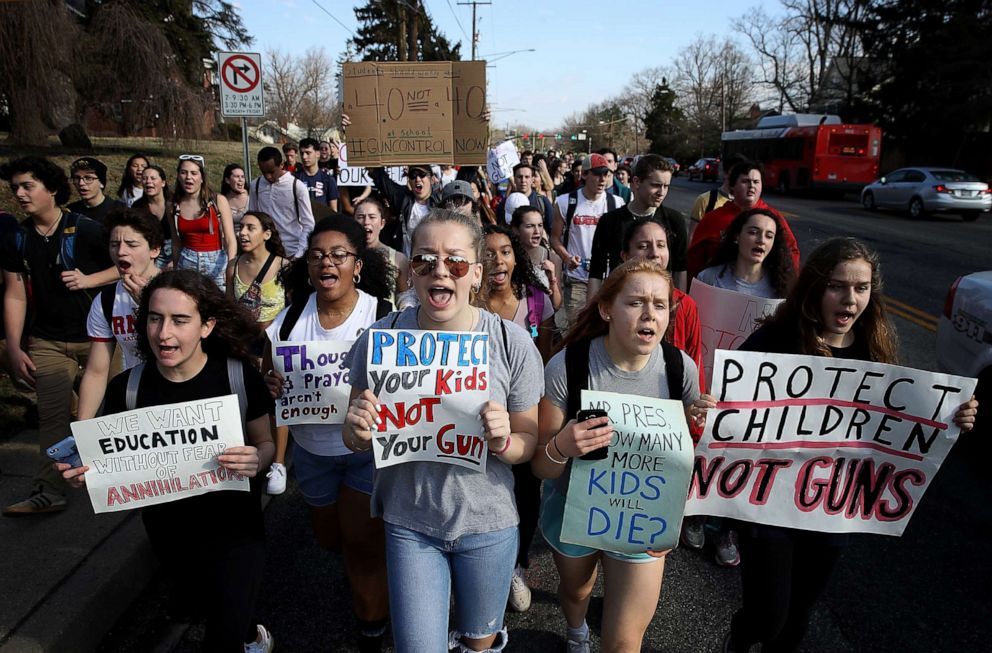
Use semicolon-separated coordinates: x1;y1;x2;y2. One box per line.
345;307;545;539
544;337;700;494
697;263;778;299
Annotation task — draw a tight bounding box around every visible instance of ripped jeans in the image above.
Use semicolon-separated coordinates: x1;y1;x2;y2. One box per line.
385;522;517;652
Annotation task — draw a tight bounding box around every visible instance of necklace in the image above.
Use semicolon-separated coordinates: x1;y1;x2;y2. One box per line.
35;211;63;242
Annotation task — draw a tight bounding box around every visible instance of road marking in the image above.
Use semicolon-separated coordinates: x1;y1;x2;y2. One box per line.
883;295;938;332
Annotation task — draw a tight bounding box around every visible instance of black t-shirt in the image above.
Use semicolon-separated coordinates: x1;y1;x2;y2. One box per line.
102;356;272;552
588;204;689;280
0;211;20;340
67;196;125;225
3;212;113;342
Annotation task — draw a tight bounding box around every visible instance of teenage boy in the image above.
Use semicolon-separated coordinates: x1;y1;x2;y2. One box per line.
296;138;340;213
688;153;747;241
67;157;124;225
497;163;554;231
596;147;632;203
368;163;441;256
0;156;117;516
556;158;583;196
249;146;315;260
588;154;688;295
282;143;299;173
550;153;623;329
77;209;162;421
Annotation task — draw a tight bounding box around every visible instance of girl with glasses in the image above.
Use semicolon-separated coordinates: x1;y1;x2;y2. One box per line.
261;215;393;652
171;156;237;291
343;209;544;653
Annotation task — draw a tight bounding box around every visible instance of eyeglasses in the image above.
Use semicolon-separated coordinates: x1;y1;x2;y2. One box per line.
306;250;358;266
178;154;205;163
410;254;475;278
71;175;99;185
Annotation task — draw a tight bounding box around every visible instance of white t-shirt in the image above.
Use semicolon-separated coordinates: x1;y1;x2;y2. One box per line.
265;290;379;456
555;190;624;282
404;200;432;257
86;281;142;369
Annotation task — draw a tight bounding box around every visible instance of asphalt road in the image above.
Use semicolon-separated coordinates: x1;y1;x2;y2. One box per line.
99;183;992;653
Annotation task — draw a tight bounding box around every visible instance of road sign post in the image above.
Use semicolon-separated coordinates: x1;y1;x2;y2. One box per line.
218;51;265;181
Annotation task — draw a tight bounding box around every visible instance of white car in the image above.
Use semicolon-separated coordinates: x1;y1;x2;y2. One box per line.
861;167;991;221
936;271;991;431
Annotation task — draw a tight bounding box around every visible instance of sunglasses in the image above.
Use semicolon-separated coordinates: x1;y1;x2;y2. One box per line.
408;170;429;180
410;254;475;278
179;154;205;163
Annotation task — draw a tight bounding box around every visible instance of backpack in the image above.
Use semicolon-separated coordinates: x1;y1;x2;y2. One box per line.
125;358;248;427
562;190;617;252
279;296;393;341
564;338;684;422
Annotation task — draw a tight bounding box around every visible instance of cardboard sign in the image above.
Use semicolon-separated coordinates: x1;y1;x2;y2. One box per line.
72;395;249;514
336;143;407;188
366;329;490;472
689;279;784;386
342;61;488;166
684;351;978;536
560;390;694;554
486;140;520;184
272;340;353;426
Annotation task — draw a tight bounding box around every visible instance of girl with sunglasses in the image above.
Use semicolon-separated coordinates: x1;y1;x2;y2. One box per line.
343;209;544;653
262;215;393;652
172;155;237;291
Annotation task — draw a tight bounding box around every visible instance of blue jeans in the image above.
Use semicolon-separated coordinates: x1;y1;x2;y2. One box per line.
178;247;228;291
385;523;517;652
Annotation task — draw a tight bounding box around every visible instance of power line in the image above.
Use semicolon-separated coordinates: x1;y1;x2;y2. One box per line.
443;0;471;41
307;0;354;36
456;0;491;60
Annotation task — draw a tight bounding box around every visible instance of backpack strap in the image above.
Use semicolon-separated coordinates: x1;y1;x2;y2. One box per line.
293;177;301;224
562;190;579;251
59;212;80;271
705;188;719;214
125;362;145;411
278;299;308;341
606;192;617;213
375;297;392;320
249;253;277;287
226;358;248;427
660;341;685;402
100;283;117;324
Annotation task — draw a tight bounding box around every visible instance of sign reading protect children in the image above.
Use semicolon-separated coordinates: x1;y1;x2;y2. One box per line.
366;329;491;472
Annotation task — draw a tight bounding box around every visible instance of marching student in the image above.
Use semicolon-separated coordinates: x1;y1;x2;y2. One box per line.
171;155;237;290
117;154;149;207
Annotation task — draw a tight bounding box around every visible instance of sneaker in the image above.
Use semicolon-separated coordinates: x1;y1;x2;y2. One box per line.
265;462;287;495
508;564;532;612
715;530;741;567
566;635;591;653
3;488;66;517
680;515;706;550
245;624;274;653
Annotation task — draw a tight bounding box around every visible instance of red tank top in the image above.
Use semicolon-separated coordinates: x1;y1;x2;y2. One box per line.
176;204;222;252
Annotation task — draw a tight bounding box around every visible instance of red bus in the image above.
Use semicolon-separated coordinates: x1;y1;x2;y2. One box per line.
721;114;882;193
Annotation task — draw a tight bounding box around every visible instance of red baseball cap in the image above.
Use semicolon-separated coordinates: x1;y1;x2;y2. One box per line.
581;153;610;174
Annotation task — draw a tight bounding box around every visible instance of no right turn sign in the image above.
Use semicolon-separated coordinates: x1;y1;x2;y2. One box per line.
218;51;264;117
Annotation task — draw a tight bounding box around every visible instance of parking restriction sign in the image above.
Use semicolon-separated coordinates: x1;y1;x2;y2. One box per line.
218;51;264;117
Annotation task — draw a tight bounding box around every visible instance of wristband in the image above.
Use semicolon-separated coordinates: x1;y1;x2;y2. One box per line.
491;434;511;456
545;439;568;465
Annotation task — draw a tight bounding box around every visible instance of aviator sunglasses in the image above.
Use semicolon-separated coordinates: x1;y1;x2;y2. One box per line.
410;254;475;278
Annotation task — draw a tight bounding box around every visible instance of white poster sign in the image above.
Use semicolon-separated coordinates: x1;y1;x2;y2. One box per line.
487;140;519;183
337;144;407;188
272;340;353;426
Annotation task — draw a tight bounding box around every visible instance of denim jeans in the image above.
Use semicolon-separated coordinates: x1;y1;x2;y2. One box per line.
178;247;228;291
385;522;517;652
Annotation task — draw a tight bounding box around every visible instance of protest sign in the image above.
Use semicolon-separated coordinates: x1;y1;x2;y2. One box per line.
560;390;694;554
272;340;353;426
486;140;520;184
72;395;249;514
366;329;490;472
685;350;978;535
342;61;489;166
336;143;407;188
689;279;783;385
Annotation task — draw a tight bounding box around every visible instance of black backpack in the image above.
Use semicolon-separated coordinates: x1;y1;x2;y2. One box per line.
562;190;617;249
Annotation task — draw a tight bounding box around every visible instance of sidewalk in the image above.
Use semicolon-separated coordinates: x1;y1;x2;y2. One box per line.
0;427;159;653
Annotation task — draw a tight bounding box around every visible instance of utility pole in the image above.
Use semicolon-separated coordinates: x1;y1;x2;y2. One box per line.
458;0;492;60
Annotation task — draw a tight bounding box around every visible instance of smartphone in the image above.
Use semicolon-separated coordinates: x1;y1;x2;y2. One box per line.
577;409;610;460
47;435;82;468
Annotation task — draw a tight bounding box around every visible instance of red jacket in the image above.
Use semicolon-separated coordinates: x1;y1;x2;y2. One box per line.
668;288;705;441
687;199;801;280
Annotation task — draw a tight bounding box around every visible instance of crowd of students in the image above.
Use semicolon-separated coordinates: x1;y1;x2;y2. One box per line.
0;144;978;653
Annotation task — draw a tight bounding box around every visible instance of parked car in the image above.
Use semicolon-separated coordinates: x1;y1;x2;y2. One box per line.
663;157;681;176
936;271;992;433
861;167;991;221
687;158;720;182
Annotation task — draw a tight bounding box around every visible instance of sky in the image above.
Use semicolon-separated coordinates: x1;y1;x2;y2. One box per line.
237;0;785;130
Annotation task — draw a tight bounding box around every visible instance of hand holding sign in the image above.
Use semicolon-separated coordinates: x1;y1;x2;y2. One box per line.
217;445;261;477
344;388;380;451
554;415;614;459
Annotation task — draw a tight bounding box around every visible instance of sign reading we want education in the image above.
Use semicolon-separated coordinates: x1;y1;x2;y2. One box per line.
72;395;249;514
342;61;489;166
366;329;490;472
685;351;977;535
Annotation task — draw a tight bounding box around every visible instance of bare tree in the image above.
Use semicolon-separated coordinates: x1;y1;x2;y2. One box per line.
265;47;339;137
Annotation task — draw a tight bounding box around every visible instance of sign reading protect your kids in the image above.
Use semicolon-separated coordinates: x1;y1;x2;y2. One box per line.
366;329;490;472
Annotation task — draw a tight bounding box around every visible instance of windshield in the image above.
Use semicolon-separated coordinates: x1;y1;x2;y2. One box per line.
931;170;980;182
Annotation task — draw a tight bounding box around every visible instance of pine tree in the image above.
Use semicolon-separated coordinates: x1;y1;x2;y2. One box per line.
350;0;461;62
644;80;687;157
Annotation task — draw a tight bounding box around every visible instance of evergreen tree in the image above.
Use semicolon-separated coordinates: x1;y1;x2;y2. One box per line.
644;80;687;157
350;0;461;62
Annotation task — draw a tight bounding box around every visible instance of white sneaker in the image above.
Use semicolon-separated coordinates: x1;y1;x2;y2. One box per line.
508;564;532;612
265;462;286;495
245;624;274;652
